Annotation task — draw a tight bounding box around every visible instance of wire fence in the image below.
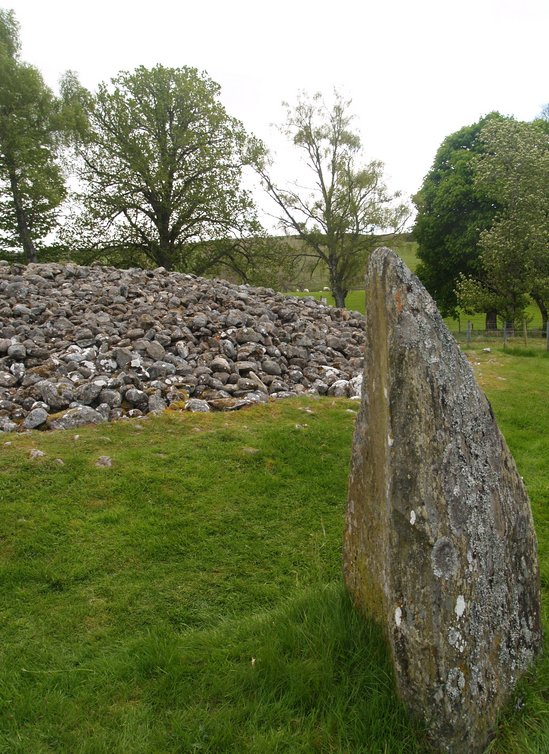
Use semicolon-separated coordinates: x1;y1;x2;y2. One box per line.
452;322;549;350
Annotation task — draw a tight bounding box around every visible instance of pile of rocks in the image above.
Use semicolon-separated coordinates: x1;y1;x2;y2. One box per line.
0;261;365;431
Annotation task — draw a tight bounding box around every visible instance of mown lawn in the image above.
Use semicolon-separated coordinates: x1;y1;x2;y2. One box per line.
0;348;547;753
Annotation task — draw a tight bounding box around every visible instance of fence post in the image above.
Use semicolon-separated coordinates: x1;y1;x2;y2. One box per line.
523;321;528;347
466;320;471;345
503;323;508;349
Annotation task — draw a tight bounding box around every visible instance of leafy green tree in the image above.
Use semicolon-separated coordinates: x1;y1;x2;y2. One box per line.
413;113;506;322
456;119;549;330
0;9;65;262
259;92;408;308
63;65;266;275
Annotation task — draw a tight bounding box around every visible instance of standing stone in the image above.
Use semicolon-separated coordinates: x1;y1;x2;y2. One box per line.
343;248;542;754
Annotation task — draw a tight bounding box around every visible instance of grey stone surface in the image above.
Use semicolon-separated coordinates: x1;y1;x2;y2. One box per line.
0;416;16;432
185;398;211;413
49;406;106;430
23;407;48;429
0;260;366;430
344;248;542;754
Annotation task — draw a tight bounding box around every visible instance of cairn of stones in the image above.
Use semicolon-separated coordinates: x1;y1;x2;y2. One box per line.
344;248;542;753
0;261;364;432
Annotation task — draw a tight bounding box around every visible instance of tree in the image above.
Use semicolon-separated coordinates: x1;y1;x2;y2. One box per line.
63;65;266;274
0;9;65;262
456;119;549;330
259;92;408;308
412;113;506;321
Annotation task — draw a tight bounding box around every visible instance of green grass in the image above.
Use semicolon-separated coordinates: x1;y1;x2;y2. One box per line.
289;235;417;294
289;239;546;334
289;289;367;313
0;352;548;753
445;303;545;332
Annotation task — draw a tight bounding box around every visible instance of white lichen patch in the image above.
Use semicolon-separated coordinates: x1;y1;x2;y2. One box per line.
446;667;466;701
395;606;402;627
448;627;466;653
410;510;416;525
455;595;466;620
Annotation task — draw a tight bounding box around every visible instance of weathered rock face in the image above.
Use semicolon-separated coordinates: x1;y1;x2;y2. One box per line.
344;248;542;753
0;260;365;431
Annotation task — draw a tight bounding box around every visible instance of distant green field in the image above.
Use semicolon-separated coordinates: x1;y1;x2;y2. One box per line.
289;234;417;291
290;242;546;333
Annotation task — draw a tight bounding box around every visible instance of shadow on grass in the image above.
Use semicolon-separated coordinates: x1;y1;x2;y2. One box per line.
119;582;426;753
1;583;425;753
2;586;548;754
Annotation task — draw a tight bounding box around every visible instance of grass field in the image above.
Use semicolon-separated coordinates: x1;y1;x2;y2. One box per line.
290;235;418;293
290;241;546;334
0;345;548;753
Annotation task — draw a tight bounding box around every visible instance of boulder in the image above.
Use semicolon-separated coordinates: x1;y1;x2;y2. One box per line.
344;248;542;754
23;407;49;430
49;405;106;430
185;398;210;413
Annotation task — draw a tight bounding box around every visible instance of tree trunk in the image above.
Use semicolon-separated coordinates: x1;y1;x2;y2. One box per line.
485;310;498;330
153;247;174;270
329;265;347;308
8;165;38;263
152;205;175;270
531;294;548;337
332;290;344;308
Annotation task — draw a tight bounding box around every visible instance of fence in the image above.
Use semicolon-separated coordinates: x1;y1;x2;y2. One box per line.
452;321;549;350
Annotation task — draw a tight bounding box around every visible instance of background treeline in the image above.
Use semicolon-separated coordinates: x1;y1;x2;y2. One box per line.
1;8;547;321
413;111;549;332
0;9;408;306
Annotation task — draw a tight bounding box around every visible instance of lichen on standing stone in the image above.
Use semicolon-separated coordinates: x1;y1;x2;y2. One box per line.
343;247;542;754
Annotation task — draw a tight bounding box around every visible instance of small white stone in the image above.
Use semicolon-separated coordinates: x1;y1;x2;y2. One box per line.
395;606;402;627
410;510;416;525
387;434;394;447
455;595;466;619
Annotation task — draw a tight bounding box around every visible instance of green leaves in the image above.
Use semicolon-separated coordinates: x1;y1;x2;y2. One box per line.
0;11;66;261
414;113;549;328
262;91;408;307
456;119;549;326
63;65;266;273
413;113;505;317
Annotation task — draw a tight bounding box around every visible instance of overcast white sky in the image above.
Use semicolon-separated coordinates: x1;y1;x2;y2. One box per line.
5;0;548;225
